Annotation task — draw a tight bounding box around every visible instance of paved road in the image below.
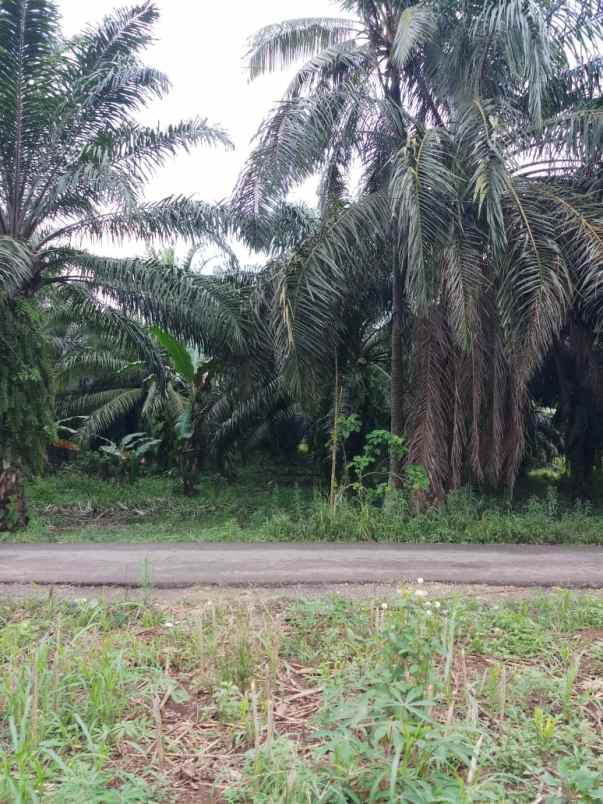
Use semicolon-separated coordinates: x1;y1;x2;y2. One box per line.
0;543;601;588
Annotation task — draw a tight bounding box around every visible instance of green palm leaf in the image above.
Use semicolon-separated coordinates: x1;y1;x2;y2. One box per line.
392;5;437;70
247;17;359;79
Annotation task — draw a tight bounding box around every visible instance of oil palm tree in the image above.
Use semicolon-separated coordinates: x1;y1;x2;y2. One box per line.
51;258;296;495
238;0;603;496
0;0;233;529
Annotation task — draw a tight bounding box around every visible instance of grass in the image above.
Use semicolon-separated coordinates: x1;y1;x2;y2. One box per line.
0;589;602;802
20;465;314;543
12;464;603;544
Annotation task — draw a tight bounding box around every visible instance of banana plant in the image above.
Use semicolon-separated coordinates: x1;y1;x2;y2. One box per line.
98;433;162;483
151;327;220;495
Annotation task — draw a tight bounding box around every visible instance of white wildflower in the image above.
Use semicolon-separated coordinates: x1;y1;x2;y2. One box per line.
415;590;428;598
164;621;175;629
434;601;441;609
381;602;388;610
417;578;424;584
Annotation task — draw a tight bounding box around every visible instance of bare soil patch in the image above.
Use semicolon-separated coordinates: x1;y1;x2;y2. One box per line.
3;580;603;606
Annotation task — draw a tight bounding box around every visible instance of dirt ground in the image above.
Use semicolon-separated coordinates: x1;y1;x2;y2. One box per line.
2;580;602;605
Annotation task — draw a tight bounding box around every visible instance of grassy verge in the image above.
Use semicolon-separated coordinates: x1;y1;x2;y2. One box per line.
20;469;312;543
1;590;602;802
13;469;603;544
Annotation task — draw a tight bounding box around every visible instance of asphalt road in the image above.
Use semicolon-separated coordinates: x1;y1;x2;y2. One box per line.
0;543;601;588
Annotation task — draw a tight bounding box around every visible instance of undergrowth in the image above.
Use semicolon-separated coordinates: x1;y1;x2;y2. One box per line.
259;487;603;544
16;469;603;544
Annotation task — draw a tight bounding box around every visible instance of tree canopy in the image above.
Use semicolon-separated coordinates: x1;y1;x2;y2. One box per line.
1;0;603;528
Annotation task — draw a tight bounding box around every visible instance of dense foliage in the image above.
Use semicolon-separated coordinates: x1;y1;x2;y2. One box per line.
237;0;603;499
0;301;53;528
0;0;231;524
0;302;53;471
1;0;602;529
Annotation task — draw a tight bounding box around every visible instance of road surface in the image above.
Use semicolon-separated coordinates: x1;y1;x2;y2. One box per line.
0;543;601;588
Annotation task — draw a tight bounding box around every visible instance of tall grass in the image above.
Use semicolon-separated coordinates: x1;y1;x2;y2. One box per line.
259;486;603;544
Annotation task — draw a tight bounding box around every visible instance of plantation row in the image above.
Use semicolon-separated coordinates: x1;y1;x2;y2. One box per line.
0;0;602;531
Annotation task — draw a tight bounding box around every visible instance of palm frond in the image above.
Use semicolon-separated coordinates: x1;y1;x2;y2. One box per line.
55;284;167;386
73;1;160;71
0;237;34;296
500;178;571;379
273;192;389;393
57;350;140;379
76;388;145;443
41;195;228;247
285;40;371;98
539;185;603;322
247;17;359;80
82;118;233;184
56;251;246;353
457;98;510;255
209;378;292;460
391;128;458;304
392;5;437;70
442;225;485;351
471;0;553;124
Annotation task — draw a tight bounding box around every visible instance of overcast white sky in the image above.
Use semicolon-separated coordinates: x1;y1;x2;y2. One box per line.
61;0;337;214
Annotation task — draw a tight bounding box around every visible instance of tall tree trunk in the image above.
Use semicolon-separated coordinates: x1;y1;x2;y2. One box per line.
0;460;28;531
181;449;201;497
553;322;603;500
384;60;405;490
390;258;404;488
329;350;341;509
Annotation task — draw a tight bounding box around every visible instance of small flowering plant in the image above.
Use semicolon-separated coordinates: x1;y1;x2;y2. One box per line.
379;588;447;688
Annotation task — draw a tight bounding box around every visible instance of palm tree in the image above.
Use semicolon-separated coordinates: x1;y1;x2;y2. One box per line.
0;0;233;529
50;256;297;495
261;194;393;492
238;0;603;497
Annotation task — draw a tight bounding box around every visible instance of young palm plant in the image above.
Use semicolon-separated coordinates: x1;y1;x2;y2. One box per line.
0;0;233;528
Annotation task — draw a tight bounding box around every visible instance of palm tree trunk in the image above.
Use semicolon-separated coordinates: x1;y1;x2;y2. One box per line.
329;350;341;509
384;62;405;490
390;259;404;489
0;459;28;531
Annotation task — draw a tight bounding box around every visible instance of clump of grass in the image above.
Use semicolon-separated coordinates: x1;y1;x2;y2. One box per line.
0;597;166;801
0;594;287;802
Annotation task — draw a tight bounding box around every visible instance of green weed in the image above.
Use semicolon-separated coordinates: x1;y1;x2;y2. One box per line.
1;591;602;802
230;591;603;802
